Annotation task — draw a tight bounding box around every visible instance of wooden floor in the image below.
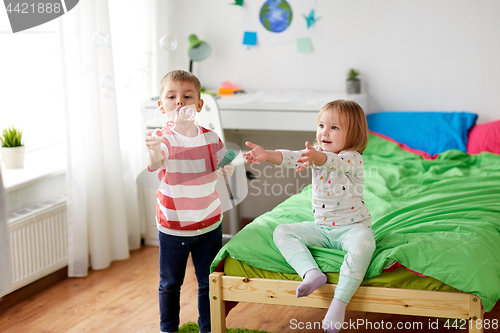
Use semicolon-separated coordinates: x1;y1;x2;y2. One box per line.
0;246;498;333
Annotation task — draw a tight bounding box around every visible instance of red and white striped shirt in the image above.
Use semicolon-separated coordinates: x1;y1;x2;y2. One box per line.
148;125;225;235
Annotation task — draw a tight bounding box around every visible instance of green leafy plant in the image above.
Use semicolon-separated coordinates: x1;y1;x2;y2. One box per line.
179;322;273;333
347;68;360;81
1;126;24;147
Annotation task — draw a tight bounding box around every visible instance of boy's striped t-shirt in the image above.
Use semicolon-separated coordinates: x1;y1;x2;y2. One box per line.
148;125;225;233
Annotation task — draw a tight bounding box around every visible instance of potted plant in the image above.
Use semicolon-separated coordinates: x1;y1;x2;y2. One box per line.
346;68;361;94
1;126;25;169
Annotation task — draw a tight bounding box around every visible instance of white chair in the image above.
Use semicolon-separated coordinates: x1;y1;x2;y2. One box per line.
196;93;248;239
196;94;226;142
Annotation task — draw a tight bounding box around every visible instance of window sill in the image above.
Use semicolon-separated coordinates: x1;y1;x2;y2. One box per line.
1;143;66;193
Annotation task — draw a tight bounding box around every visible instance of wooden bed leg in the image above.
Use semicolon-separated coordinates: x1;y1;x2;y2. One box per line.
210;272;226;333
469;295;484;333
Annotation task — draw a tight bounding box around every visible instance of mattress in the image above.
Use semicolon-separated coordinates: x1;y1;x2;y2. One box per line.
223;255;459;292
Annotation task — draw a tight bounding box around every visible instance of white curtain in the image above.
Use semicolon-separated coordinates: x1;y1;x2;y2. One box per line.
59;0;153;276
0;169;13;295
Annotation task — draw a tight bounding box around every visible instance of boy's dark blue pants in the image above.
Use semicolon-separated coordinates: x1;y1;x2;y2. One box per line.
158;224;222;333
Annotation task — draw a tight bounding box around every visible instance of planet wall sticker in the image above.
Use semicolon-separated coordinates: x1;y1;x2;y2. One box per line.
259;0;293;33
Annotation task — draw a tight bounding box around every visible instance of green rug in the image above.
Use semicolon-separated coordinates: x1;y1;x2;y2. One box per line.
179;321;274;333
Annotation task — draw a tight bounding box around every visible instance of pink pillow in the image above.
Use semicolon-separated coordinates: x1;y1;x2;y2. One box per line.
467;120;500;155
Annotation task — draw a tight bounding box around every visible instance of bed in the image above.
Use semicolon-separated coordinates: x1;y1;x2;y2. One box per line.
209;112;500;333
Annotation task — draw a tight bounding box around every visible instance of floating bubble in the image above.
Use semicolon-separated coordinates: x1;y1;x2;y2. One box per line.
132;68;147;85
104;35;112;48
93;33;106;47
100;76;113;88
102;87;115;98
154;104;197;128
154;106;175;127
159;35;177;51
178;105;196;121
82;64;93;76
142;51;153;67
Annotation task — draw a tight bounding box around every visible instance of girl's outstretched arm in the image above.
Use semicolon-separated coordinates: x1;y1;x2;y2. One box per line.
244;141;283;165
296;141;327;171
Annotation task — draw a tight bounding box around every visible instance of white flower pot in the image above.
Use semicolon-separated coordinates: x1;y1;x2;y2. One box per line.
1;146;26;169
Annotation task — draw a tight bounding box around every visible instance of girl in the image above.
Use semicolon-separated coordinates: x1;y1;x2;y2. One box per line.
243;100;375;333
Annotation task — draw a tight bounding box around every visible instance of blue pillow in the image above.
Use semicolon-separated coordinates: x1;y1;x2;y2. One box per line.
366;112;478;156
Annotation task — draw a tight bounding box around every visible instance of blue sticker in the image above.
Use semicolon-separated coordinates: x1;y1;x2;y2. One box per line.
243;31;257;46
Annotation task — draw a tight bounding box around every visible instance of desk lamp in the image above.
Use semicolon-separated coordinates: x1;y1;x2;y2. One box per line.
188;34;211;73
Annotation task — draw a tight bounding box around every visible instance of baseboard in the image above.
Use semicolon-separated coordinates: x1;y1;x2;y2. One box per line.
0;266;68;313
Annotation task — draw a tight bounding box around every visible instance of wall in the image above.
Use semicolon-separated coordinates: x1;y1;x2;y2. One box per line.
152;0;500;219
155;0;500;123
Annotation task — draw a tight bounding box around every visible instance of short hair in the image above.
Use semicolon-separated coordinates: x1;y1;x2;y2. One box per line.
317;100;369;154
159;70;201;98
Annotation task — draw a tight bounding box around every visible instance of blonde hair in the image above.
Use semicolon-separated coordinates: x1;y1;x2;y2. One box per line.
159;70;202;98
316;100;369;154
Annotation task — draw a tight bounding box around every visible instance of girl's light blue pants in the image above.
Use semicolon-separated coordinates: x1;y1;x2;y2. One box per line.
273;222;376;303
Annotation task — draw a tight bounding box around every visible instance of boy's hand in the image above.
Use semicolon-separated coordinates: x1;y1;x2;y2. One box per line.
244;141;268;164
145;129;161;152
217;163;234;178
296;142;327;172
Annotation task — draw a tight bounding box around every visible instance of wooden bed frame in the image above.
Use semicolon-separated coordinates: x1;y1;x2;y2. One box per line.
209;271;485;333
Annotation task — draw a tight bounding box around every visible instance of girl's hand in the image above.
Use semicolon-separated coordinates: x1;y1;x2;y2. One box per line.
244;141;268;164
296;142;327;172
217;163;234;178
145;129;162;152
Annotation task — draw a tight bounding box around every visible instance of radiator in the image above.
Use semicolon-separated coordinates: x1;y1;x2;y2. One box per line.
7;195;68;292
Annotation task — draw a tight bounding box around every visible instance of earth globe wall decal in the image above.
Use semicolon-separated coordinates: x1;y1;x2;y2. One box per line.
259;0;293;33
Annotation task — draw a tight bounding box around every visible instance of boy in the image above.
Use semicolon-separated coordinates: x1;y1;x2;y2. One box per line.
145;70;233;333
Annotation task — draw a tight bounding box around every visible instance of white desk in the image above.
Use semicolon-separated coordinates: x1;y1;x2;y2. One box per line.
216;91;368;132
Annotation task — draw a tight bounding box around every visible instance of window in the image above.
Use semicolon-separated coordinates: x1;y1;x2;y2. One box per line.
0;13;65;153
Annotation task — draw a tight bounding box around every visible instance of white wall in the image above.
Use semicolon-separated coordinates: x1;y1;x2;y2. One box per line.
155;0;500;123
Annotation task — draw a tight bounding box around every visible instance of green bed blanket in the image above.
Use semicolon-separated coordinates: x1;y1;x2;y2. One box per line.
211;133;500;312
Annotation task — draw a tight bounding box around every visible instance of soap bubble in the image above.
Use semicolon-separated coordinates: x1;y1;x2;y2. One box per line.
159;35;177;51
154;106;175;127
93;33;106;47
178;105;196;121
102;87;115;98
104;35;112;48
154;104;197;128
82;64;93;76
100;76;113;88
